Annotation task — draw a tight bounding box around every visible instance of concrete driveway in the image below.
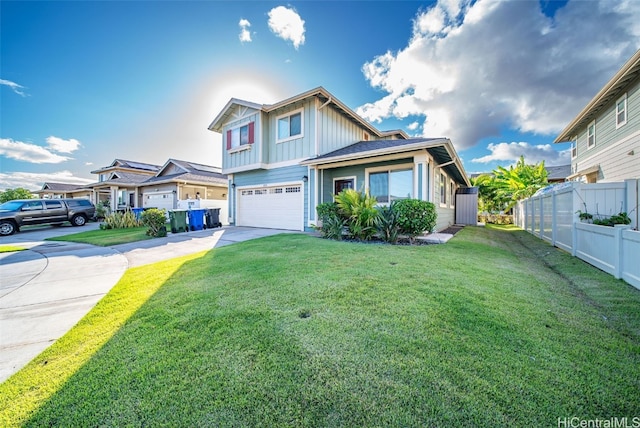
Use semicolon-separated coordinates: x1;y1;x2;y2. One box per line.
0;223;296;383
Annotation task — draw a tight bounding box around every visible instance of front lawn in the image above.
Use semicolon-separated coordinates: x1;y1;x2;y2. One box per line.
46;226;154;246
2;226;639;426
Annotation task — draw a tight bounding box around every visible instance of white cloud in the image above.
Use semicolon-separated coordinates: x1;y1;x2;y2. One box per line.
46;136;81;154
357;0;640;150
239;18;252;43
0;138;72;164
268;6;305;49
0;79;28;97
0;170;93;192
407;121;420;131
472;142;571;166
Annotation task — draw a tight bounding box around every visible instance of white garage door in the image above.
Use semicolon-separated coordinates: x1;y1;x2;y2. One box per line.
237;184;303;230
143;192;175;212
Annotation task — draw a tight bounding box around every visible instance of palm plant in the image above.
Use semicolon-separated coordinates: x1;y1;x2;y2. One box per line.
334;189;380;241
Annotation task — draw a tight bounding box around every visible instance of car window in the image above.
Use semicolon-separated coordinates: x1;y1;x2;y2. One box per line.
45;200;64;209
22;201;44;211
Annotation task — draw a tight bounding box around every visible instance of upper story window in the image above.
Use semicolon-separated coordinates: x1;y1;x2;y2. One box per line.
571;136;577;159
587;120;596;149
616;93;627;129
277;109;303;142
226;122;255;150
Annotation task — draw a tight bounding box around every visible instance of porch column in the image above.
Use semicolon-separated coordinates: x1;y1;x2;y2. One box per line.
110;186;118;211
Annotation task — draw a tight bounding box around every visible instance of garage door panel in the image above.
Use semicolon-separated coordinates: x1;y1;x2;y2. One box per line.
237;184;303;230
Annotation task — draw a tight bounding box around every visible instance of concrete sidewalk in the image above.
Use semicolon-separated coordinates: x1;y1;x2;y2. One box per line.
0;225;293;383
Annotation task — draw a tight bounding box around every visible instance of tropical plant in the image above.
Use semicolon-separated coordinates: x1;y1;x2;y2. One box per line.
394;199;437;243
593;212;631;227
334;189;379;241
376;202;400;244
318;213;347;240
141;208;167;237
0;188;35;203
100;209;141;230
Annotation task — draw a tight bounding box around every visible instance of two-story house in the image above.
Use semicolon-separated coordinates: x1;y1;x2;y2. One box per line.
555;49;640;183
208;87;469;232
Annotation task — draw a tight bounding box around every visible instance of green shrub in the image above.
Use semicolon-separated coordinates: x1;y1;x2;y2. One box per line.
316;202;341;221
394;199;436;242
141;208;168;237
376;203;400;244
101;209;141;229
318;213;346;240
334;189;379;241
593;212;631;227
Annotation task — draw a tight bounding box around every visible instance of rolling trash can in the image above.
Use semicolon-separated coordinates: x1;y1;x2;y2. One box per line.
187;209;207;231
169;210;188;233
205;208;222;228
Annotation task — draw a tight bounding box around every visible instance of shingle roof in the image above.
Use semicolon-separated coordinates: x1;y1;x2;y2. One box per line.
309;138;439;161
42;182;85;191
546;164;571;181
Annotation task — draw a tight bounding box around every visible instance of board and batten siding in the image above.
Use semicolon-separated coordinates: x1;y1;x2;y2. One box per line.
266;99;316;164
574;78;640;182
317;103;370;155
222;108;262;171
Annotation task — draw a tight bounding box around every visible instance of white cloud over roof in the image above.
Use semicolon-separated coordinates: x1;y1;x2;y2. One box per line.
268;6;305;49
356;0;640;150
472;142;571;166
46;136;81;154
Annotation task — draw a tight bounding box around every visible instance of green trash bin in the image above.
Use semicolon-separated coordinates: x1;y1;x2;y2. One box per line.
169;210;188;233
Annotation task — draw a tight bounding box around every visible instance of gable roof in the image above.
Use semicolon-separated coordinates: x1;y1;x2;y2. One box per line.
90;159;161;175
41;182;85;191
555;49;640;143
208;86;408;139
301;138;470;186
145;158;227;186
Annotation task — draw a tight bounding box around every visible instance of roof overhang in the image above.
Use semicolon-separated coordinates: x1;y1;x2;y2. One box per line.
301;138;470;186
566;164;600;180
555;49;640;143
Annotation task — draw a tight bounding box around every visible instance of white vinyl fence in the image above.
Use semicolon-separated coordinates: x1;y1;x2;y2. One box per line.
514;179;640;290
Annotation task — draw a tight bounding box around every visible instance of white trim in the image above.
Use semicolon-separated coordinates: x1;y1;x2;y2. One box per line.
616;93;627;129
364;163;414;204
276;107;304;143
228;145;252;154
439;170;448;207
571;136;577;159
332;175;357;195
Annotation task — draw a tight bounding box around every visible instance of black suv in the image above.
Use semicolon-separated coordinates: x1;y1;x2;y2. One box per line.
0;198;96;236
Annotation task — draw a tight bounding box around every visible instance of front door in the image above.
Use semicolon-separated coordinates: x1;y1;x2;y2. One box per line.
334;178;354;195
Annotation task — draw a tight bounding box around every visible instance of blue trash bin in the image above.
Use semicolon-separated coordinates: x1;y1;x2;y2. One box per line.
187;209;207;231
132;207;144;220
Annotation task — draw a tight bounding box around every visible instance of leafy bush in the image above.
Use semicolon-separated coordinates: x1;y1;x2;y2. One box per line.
376;203;400;244
316;202;341;222
334;189;379;241
593;212;631;227
318;213;347;240
394;199;436;242
101;209;141;230
141;208;167;237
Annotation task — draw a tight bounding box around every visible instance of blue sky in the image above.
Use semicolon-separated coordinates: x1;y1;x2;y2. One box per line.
1;0;639;190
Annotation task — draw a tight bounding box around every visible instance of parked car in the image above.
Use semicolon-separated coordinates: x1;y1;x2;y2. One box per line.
0;198;96;236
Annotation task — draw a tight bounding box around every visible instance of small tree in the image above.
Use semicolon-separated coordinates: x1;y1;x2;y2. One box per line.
0;188;35;203
141;208;167;237
394;199;437;244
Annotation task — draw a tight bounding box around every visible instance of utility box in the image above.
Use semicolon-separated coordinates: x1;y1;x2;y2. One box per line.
455;187;479;225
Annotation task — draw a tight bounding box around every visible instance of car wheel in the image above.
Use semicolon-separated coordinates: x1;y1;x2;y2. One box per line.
0;221;17;236
71;214;87;226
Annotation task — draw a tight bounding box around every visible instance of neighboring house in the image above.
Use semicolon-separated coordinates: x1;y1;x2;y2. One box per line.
555;49;640;183
546;165;571;183
88;158;228;213
208;87;470;232
35;182;93;199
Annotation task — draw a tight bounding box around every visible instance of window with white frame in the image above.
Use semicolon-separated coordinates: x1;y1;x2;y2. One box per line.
277;109;303;142
368;166;413;204
587;120;596;149
571;136;577;158
449;180;455;208
226;122;254;150
616;93;627;128
439;172;447;206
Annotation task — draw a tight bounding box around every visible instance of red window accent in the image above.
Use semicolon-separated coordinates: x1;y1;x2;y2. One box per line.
248;122;255;144
226;130;232;150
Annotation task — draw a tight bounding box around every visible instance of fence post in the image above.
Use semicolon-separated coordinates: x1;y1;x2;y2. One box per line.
552;191;557;246
572;222;577;257
614;225;632;279
538;196;544;239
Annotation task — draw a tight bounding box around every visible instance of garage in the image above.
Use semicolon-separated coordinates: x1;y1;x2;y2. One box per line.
236;184;303;230
143;192;175;212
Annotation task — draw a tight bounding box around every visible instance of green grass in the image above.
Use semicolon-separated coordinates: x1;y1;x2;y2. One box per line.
2;225;639;426
0;245;26;253
46;226;154;246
